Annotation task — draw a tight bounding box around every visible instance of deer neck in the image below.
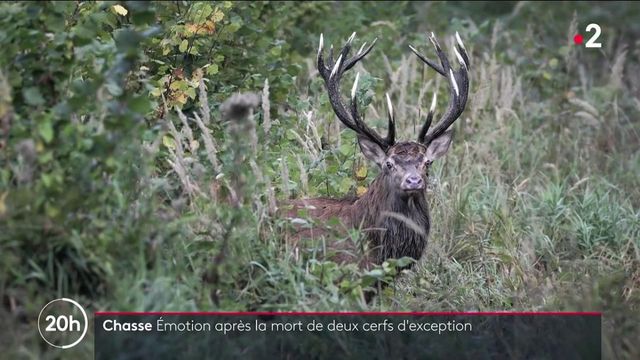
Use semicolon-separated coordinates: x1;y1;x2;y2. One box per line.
352;175;431;264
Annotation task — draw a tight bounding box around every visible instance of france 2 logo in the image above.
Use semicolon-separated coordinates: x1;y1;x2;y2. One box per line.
574;23;602;48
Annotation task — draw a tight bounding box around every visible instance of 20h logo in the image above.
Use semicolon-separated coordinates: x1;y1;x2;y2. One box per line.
38;298;88;349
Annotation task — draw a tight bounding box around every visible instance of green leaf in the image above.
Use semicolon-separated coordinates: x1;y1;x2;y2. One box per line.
366;269;384;278
338;177;353;193
270;46;281;57
179;39;189;52
227;21;241;33
23;87;45;106
163;135;176;149
169;80;188;91
38;152;54;164
128;96;152;114
201;4;214;20
41;173;53;188
212;8;225;22
185;88;196;99
206;63;219;75
45;203;60;218
105;82;123;96
339;142;353;156
395;257;415;268
38;119;54;143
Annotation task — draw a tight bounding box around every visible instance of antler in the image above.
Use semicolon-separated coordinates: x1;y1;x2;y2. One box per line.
317;33;396;151
410;32;470;145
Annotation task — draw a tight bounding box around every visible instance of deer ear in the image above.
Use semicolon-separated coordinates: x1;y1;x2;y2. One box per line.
358;136;386;167
426;129;453;161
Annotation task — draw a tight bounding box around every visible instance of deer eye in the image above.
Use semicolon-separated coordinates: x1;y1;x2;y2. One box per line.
423;160;432;172
385;161;394;170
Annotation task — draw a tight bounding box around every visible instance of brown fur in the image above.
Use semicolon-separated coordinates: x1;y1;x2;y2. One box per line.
284;142;435;272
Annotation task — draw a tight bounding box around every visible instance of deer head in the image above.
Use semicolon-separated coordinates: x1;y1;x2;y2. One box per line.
317;32;470;198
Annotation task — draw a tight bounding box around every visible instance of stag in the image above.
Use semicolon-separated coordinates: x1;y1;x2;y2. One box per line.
288;31;470;271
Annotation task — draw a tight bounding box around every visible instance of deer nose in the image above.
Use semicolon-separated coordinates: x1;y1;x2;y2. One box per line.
402;175;424;190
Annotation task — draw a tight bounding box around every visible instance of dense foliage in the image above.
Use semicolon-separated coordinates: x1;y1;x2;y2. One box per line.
0;1;638;358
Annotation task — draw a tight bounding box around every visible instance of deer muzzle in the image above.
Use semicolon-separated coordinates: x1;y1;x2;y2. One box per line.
402;174;424;191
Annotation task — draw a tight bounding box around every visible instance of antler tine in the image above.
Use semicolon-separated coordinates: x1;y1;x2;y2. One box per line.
417;92;437;143
385;93;395;145
317;33;394;151
428;32;452;76
411;32;470;145
408;43;445;76
317;34;328;78
344;38;377;72
317;33;324;67
351;72;360;100
455;31;470;69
